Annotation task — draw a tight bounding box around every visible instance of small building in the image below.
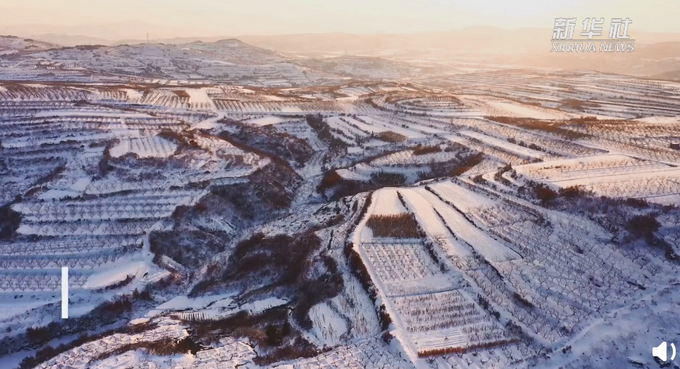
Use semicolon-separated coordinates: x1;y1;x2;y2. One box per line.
671;143;680;150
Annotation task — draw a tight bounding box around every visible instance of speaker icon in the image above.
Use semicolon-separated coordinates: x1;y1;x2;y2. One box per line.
653;341;676;362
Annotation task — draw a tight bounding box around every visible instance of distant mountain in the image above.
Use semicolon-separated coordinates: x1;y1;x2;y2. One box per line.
651;69;680;81
31;34;110;47
0;36;430;84
114;36;229;46
0;35;60;54
4;27;680;79
0;21;204;43
107;28;560;59
235;30;680;79
9;26;680;60
232;28;546;57
28;38;287;70
295;55;437;79
238;28;680;57
2;38;346;86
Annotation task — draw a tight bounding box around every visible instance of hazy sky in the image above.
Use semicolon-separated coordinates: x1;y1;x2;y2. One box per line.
1;0;678;38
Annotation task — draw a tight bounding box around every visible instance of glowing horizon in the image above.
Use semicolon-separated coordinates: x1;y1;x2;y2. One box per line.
0;0;678;40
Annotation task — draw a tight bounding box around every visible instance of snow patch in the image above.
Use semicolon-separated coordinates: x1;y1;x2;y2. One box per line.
246;116;287;125
83;260;150;289
309;302;348;346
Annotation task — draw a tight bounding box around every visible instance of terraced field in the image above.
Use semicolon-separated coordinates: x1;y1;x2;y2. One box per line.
0;37;678;369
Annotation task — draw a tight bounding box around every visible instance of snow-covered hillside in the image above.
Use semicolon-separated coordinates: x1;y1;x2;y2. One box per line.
0;39;679;369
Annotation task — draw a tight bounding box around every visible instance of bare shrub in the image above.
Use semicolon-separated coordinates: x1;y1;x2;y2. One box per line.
494;164;513;181
451;153;484;177
317;170;343;193
412;145;441;155
254;337;323;366
305;114;347;152
513;292;534;308
94;275;134;292
370;171;406;186
531;183;558;204
172;90;191;99
487;116;590;139
90;336;202;363
417;339;517;357
376;131;407;143
626;214;660;240
366;214;421;238
624;198;649;208
0;202;21;240
150;230;226;270
558;185;590;199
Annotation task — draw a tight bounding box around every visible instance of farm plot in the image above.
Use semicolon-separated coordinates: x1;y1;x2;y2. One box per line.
467;118;603;157
393;96;467;113
436;344;527;368
357;238;510;355
470;200;647;342
356;189;513;357
0;269;89;292
184;88;217;110
215;100;359;114
514;154;673;182
0;84;92;102
7;171;209;296
0;249;129;270
371;188;408;215
370;148;460;167
1;129;118;149
326;116;371;139
489;101;568;120
0;114;184;146
16;219;164;237
341;116;388;134
514;153;680;200
460;95;571;120
568;120;680;164
427;181;497;213
458;130;545;160
554;169;680;201
139;89;189;109
85;156;259;194
12;189;202;236
393;290;510;354
394;189;472;259
360;242;450;296
109;135;178;158
357;116;426;139
286;338;415;369
0;159;71;204
400;188;519;262
371;94;480;117
34;324;188;369
387;116;451;135
0;236;141;256
172;337;256;369
13;196;188;222
0;85;267;302
449;135;529;165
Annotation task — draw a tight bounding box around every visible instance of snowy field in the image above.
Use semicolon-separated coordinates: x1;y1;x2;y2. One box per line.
0;42;679;369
